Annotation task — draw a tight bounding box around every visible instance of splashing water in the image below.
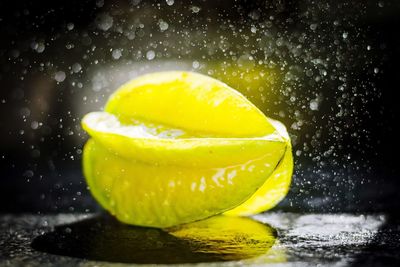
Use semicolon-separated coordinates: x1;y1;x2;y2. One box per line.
0;0;393;213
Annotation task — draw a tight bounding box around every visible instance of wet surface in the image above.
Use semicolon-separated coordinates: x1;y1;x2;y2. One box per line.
31;215;278;264
1;213;399;266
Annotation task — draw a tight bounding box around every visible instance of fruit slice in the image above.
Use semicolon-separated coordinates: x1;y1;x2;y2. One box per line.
82;71;291;228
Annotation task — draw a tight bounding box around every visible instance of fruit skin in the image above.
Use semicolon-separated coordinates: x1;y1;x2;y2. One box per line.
224;119;293;216
105;71;276;138
83;138;286;228
224;142;293;216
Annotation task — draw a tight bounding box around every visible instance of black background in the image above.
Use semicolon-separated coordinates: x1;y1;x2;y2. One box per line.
1;0;400;215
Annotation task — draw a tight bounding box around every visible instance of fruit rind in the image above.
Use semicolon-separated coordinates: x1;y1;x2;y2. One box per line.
224;119;293;216
83;138;286;228
105;71;277;138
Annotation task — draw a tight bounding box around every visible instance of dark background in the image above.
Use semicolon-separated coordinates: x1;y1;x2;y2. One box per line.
1;0;400;214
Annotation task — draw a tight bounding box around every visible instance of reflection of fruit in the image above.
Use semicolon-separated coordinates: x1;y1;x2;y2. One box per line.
168;215;277;261
82;71;292;228
32;214;285;264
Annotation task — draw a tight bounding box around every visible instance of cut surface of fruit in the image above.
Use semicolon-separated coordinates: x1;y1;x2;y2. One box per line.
82;111;284;168
82;71;293;228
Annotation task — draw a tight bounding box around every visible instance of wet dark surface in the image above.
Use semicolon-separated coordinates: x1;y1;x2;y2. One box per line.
31;214;277;264
1;212;400;266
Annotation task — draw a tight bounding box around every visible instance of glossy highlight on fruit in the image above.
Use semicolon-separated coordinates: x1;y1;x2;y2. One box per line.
82;71;293;228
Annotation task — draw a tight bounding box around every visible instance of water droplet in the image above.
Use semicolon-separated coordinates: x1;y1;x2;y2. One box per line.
54;71;66;82
95;13;113;31
190;6;201;13
158;20;169;32
72;63;82;73
166;0;174;6
374;67;379;74
112;48;122;60
342;32;348;39
310;99;319;111
31;41;45;53
31;121;39;129
192;61;200;69
92;72;108;92
310;24;317;31
66;23;74;31
65;43;74;49
146;50;155;60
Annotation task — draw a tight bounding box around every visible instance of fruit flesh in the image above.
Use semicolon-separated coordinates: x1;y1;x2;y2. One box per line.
82;112;284;168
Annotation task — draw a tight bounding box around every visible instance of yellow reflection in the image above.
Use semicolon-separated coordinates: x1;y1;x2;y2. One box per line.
167;215;286;262
202;60;280;113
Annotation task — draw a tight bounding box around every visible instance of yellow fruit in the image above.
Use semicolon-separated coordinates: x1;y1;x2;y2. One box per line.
82;71;292;228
